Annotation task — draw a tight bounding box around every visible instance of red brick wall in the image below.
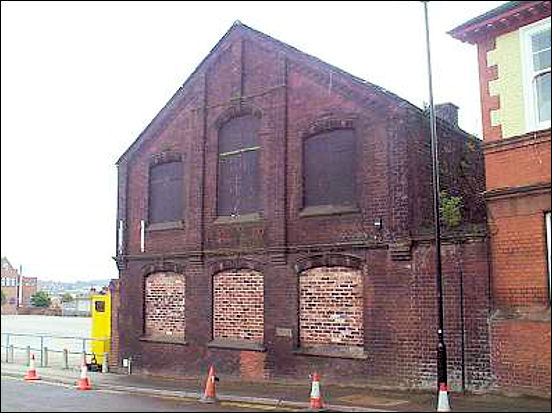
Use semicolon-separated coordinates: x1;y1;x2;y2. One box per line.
299;267;363;347
491;319;551;397
484;130;551;191
109;279;120;372
144;272;186;340
488;193;551;307
213;270;264;342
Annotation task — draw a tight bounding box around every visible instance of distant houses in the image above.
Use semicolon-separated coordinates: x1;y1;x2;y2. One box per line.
1;257;37;313
1;256;112;317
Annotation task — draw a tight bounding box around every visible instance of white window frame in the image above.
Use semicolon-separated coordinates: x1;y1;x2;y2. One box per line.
546;211;551;302
520;17;551;132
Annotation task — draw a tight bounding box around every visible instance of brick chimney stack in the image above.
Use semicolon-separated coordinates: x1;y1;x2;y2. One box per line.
435;103;459;128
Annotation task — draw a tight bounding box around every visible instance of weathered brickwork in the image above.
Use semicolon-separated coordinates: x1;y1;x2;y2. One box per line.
144;272;186;340
491;319;551;397
299;267;363;347
113;23;490;391
213;270;264;342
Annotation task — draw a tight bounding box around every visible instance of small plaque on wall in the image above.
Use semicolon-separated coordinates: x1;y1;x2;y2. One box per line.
275;327;292;338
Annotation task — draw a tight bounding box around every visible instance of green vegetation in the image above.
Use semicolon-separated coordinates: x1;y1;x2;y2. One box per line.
1;289;6;306
61;293;74;303
440;190;463;228
30;290;51;308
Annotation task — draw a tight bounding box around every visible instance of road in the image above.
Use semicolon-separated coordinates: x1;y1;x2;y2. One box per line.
0;376;278;412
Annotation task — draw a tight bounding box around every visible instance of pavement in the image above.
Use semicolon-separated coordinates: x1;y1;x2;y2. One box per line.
1;361;550;412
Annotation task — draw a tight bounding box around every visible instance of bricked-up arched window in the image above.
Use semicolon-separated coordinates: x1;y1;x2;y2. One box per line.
303;129;356;208
144;272;186;340
217;115;261;217
299;267;363;350
149;160;183;224
213;270;264;343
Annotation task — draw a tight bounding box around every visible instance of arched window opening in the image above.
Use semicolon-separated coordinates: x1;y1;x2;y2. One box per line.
217;115;261;217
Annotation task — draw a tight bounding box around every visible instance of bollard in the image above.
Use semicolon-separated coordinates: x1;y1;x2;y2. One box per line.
43;347;48;367
63;349;69;370
26;346;31;366
9;345;14;363
102;353;109;373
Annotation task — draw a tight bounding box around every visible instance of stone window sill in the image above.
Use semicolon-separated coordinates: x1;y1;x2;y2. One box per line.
213;213;262;225
293;345;367;360
299;205;359;218
207;338;266;352
139;335;188;346
147;221;184;231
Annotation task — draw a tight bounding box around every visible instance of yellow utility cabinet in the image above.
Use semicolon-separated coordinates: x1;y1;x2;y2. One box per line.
90;292;111;366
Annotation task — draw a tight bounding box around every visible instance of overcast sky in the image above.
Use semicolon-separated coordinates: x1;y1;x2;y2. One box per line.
1;1;506;282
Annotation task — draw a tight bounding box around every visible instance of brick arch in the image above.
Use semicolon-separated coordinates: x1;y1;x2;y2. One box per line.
298;111;359;139
213;103;263;130
294;253;363;274
141;261;186;277
149;151;182;168
208;257;264;277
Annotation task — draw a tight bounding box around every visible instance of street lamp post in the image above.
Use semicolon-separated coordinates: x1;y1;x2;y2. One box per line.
421;1;448;390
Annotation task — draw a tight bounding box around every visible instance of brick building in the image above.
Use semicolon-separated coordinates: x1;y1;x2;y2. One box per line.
1;257;38;312
450;1;551;396
113;22;491;390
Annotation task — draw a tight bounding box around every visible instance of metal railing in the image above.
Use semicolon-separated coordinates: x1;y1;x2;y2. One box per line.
1;332;109;372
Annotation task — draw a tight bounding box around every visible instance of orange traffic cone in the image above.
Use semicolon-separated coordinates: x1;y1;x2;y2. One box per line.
24;354;40;381
76;362;92;390
200;364;218;403
437;382;451;412
309;372;324;410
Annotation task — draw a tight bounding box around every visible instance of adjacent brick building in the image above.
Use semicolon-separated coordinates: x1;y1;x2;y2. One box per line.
113;22;491;391
1;257;38;313
450;1;551;397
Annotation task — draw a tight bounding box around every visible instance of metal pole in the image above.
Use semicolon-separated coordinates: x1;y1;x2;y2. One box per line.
5;334;9;362
9;345;14;363
40;336;44;367
63;348;69;369
422;0;447;390
43;347;48;367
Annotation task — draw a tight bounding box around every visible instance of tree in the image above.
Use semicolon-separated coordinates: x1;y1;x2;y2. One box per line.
61;293;74;303
1;289;6;306
31;290;51;308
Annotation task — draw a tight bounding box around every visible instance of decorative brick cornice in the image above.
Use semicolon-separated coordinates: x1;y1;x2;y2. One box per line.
449;1;551;44
389;240;412;261
484;182;551;200
294;253;362;274
483;127;551;154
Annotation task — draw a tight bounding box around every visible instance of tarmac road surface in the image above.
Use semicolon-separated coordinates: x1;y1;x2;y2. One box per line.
0;376;294;412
